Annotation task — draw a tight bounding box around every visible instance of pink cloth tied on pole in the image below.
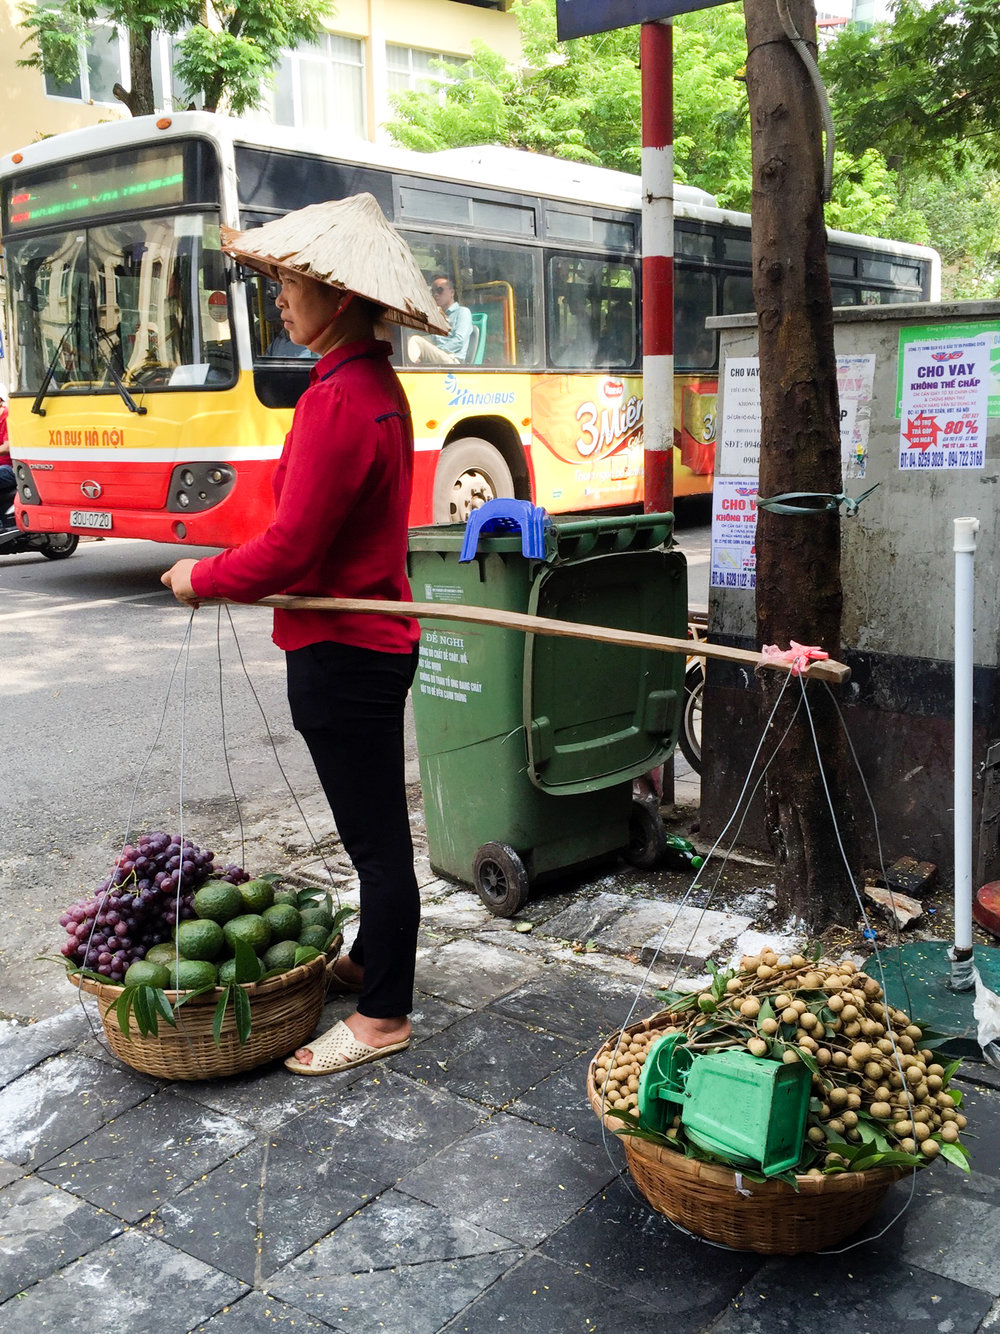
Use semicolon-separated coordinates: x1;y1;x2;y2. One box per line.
759;640;830;676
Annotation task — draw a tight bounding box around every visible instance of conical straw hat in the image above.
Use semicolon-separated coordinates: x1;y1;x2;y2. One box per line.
221;194;450;336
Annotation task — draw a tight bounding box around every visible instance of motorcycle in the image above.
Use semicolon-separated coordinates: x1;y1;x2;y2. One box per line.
0;497;79;560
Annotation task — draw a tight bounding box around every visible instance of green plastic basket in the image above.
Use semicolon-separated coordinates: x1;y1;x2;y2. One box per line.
638;1038;811;1177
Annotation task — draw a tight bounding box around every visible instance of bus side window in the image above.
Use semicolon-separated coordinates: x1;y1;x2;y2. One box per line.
721;273;753;319
400;232;541;369
597;286;636;367
547;256;600;367
250;274;314;361
675;267;716;370
548;255;636;369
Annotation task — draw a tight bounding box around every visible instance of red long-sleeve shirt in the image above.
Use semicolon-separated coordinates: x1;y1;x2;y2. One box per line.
190;338;418;654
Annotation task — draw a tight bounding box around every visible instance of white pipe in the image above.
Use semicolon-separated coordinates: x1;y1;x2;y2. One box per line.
951;516;979;988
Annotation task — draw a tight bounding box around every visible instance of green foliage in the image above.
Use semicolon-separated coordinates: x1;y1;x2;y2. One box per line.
18;0;334;117
174;0;333;114
823;0;1000;177
384;0;909;235
385;0;641;171
19;0;196;88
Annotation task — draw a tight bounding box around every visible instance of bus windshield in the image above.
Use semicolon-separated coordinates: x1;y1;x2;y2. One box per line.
6;213;235;398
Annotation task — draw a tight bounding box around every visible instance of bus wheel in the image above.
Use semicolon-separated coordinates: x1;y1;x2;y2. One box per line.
432;438;515;525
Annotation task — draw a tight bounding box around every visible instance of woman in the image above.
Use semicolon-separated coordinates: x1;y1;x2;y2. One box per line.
161;195;449;1075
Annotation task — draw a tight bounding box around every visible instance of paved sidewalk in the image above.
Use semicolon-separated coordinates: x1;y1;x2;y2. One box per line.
3;782;1000;1332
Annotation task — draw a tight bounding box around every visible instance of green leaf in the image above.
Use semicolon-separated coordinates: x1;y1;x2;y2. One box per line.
293;945;322;967
257;872;283;884
115;987;136;1038
233;985;253;1044
856;1119;892;1153
942;1058;962;1084
330;905;356;936
949;1087;964;1107
173;984;217;1010
212;987;231;1045
758;998;775;1024
132;985;155;1037
938;1139;971;1171
849;1147;923;1171
149;987;177;1029
790;1046;820;1078
768;1167;802;1190
232;937;262;984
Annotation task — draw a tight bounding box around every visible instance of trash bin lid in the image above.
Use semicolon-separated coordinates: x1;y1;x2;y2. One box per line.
523;547;686;794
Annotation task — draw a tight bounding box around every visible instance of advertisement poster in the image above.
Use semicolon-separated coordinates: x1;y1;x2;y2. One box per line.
898;336;989;472
711;354;876;589
896;321;1000;417
717;355;876;479
529;373;644;510
710;479;758;591
716;358;761;477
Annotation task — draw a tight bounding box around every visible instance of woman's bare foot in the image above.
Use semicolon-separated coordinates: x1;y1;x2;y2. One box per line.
291;1012;410;1067
330;955;364;990
345;1012;410;1048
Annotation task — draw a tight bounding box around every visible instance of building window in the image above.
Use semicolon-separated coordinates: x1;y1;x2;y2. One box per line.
386;44;461;96
262;34;366;137
41;17;187;110
43;15;125;103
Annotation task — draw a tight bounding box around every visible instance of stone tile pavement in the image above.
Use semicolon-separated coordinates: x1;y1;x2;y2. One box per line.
3;791;1000;1332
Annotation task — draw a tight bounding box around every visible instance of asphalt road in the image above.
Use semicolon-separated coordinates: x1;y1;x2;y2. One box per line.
0;512;710;1022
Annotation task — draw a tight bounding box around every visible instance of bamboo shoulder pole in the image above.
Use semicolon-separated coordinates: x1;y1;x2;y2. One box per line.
211;594;850;685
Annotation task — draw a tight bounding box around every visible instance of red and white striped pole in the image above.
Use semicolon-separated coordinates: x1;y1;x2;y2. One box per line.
641;18;674;516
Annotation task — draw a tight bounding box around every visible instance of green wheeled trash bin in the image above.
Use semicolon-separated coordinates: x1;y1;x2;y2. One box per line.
407;504;687;916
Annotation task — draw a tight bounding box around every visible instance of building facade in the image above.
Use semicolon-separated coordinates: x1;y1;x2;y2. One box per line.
0;0;519;156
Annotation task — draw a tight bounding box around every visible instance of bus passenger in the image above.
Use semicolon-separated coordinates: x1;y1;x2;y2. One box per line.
160;194;449;1076
407;274;473;364
553;287;597;367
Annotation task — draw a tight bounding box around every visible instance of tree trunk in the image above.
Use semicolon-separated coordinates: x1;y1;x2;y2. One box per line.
743;0;860;929
114;25;155;117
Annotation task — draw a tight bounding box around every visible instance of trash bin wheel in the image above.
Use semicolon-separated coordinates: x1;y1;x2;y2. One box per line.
625;799;668;870
473;842;530;917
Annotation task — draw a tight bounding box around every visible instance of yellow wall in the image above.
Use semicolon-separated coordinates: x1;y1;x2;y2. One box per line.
0;0;520;158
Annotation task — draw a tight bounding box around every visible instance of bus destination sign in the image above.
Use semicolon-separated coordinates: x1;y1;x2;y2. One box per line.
556;0;733;40
6;150;185;232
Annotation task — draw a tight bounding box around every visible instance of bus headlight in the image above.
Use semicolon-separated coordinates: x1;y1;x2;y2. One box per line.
13;462;40;504
167;462;236;513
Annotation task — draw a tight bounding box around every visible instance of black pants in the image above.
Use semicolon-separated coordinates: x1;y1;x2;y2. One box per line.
286;640;420;1019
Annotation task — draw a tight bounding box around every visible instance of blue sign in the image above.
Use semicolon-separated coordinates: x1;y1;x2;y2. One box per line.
556;0;733;40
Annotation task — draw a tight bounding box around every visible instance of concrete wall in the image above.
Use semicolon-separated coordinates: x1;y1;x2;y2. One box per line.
702;301;1000;888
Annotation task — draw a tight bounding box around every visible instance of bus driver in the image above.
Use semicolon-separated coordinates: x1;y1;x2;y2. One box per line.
407;274;473;364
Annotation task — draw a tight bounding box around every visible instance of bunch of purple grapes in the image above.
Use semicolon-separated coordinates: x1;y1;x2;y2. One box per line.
59;831;248;982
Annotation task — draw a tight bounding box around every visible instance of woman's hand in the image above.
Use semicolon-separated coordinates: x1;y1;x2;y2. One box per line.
161;558;201;607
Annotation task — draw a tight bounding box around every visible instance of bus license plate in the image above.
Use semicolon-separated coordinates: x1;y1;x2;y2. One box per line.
70;510;113;530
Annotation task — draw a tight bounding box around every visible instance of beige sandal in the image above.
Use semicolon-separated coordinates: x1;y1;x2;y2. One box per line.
284;1019;410;1076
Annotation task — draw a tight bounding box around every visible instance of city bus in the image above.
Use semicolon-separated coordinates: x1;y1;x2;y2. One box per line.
0;113;940;546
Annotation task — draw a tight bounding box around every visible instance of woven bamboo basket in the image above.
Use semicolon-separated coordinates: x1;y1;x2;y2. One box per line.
588;1013;909;1255
70;939;340;1081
